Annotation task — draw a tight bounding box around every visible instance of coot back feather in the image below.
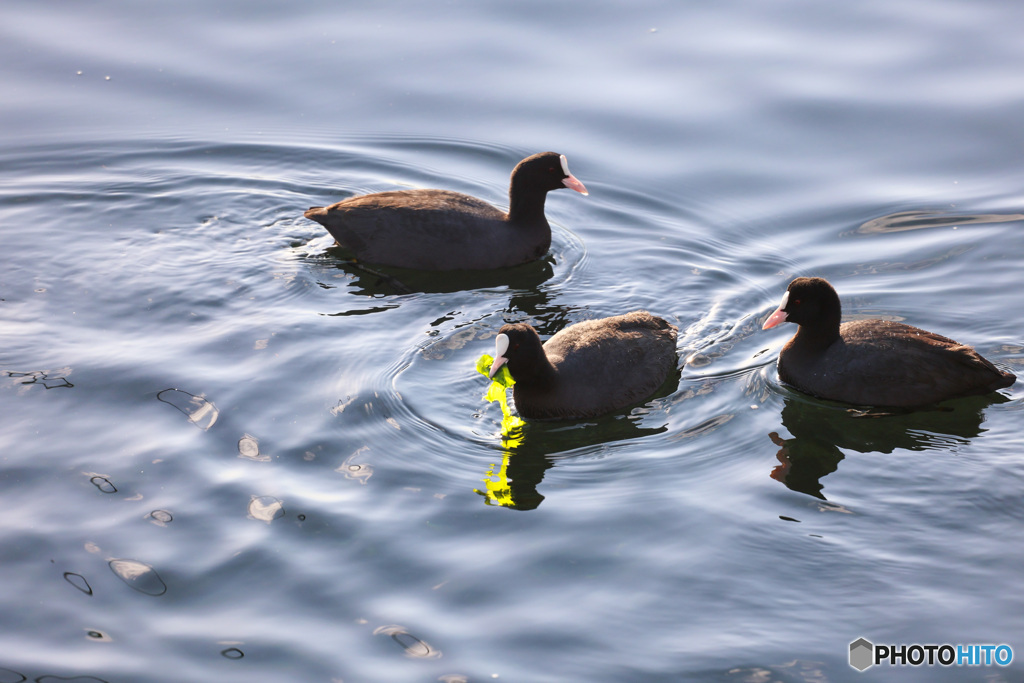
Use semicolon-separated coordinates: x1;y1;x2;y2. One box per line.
488;311;678;420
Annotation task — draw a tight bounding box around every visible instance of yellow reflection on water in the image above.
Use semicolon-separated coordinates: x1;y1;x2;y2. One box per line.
475;354;526;507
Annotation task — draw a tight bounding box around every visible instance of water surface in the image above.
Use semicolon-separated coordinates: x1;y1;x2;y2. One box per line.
1;1;1023;681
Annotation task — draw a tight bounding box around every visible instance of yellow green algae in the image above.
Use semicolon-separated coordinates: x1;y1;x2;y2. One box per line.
475;353;526;506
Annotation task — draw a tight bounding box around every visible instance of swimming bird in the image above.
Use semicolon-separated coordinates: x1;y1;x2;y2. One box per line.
762;277;1016;407
304;152;587;270
488;311;678;419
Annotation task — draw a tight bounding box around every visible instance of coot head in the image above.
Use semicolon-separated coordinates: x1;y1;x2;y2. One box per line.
763;276;842;333
512;152;588;196
489;323;550;382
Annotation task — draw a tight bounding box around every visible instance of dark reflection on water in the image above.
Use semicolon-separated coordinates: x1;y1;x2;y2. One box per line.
88;476;116;494
478;374;679;510
0;668;25;683
62;572;93;596
669;413;735;442
324;304;401;317
6;370;73;389
768;393;1005;499
855;209;1024;235
318;247;558;296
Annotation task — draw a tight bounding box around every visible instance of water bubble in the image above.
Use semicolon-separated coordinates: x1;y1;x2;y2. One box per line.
63;572;93;596
108;559;167;596
84;629;112;642
221;647;244;659
247;496;284;523
90;476;117;494
156;389;218;430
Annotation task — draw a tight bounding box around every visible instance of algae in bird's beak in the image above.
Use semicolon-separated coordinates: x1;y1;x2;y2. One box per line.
476;353;525;434
475;353;524;507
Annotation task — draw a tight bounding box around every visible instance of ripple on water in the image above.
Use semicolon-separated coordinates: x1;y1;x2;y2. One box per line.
336;449;374;483
84;629;113;642
146;509;173;526
0;668;25;683
6;370;74;389
373;624;442;659
238;434;270;461
854;209;1024;235
2;126;1022;683
247;495;285;523
88;476;117;494
108;559;167;596
63;572;93;596
156;389;219;430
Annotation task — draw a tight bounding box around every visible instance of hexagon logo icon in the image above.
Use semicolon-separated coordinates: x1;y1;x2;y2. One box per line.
849;637;874;671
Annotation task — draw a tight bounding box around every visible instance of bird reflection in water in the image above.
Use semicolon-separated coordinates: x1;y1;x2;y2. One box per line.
475;353;535;509
768;392;1006;499
474;354;672;510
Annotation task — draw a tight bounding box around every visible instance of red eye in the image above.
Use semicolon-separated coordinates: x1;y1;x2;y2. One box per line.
793;299;801;305
514;343;520;350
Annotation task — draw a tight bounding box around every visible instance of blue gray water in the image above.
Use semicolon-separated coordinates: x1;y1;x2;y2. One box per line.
2;1;1023;681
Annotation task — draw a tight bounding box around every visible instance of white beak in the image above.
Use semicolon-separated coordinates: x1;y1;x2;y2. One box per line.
489;333;509;378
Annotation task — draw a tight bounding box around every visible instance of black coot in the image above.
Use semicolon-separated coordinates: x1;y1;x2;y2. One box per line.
488;311;678;420
763;277;1016;407
304;152;587;270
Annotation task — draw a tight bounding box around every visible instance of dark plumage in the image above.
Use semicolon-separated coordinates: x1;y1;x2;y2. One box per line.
304;152;587;270
488;311;679;420
762;277;1016;407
